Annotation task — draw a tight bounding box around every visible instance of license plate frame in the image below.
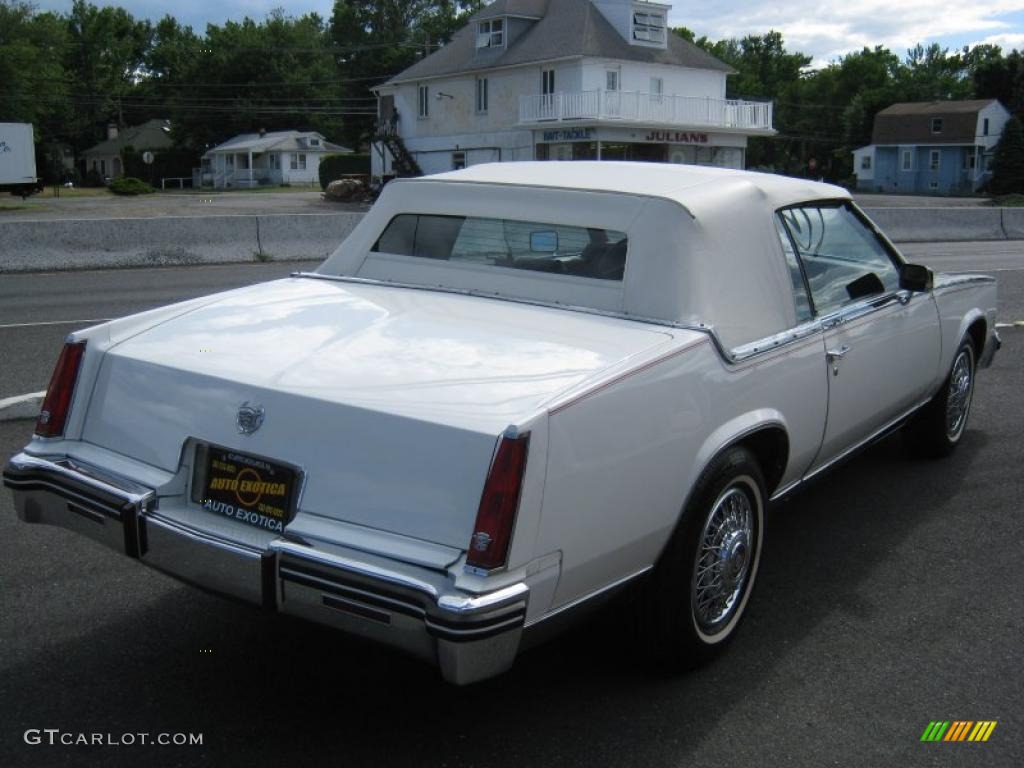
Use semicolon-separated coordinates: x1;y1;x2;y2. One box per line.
191;443;299;533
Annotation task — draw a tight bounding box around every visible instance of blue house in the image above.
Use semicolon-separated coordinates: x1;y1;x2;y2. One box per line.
852;100;1010;195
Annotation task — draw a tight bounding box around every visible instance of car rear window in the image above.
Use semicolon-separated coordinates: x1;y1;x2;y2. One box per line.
372;214;629;281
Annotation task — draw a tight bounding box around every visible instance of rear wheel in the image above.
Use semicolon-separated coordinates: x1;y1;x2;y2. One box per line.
904;338;976;457
637;446;766;668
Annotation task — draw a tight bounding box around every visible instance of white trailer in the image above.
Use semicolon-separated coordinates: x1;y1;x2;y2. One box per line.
0;122;43;198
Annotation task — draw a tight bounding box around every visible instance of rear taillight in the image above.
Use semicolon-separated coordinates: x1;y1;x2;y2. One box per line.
35;341;86;438
466;433;530;572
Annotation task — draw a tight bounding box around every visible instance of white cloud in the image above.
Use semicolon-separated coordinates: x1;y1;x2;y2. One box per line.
669;0;1024;64
26;0;1024;66
970;32;1024;49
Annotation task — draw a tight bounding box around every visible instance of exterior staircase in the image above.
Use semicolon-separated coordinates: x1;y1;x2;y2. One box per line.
379;133;422;177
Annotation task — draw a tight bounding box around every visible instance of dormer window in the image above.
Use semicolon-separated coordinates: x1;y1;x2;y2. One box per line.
309;138;320;147
477;18;504;49
632;8;665;44
931;118;943;134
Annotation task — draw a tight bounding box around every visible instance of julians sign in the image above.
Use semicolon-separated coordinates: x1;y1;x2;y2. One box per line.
645;131;709;144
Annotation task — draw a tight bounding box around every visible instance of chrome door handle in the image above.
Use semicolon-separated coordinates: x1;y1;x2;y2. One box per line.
826;345;850;375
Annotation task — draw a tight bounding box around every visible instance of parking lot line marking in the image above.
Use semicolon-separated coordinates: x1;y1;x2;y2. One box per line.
0;318;112;330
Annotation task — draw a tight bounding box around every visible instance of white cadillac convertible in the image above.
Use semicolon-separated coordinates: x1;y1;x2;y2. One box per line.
5;163;1000;684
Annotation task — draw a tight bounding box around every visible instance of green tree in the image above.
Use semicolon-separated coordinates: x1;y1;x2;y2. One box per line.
0;1;69;129
990;115;1024;194
974;49;1024;114
62;1;153;154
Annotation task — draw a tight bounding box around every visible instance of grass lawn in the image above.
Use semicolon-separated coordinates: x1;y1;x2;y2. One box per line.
991;193;1024;207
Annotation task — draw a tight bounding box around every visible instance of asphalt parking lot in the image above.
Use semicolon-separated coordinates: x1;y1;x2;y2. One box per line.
1;247;1022;767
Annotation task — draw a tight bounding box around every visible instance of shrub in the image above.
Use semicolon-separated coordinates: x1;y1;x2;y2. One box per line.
108;176;156;195
318;153;370;189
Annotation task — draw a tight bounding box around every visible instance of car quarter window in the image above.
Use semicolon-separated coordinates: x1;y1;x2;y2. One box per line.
372;214;629;281
778;203;900;316
773;216;814;323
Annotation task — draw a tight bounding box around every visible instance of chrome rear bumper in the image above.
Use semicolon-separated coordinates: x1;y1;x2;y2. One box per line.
3;452;527;685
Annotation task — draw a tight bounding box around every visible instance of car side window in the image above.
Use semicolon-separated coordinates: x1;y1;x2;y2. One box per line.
778;204;900;316
773;215;814;323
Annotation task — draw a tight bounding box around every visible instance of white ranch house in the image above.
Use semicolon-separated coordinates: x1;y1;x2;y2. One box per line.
372;0;774;181
198;130;351;189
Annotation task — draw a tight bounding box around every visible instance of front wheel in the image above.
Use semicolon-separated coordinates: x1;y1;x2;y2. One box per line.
637;447;766;669
904;338;976;458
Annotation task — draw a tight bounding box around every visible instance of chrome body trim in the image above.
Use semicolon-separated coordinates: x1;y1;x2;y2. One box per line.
730;319;821;362
3;453;529;685
294;271;701;334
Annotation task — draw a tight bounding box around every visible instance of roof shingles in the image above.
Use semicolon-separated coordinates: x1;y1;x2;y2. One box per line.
384;0;732;85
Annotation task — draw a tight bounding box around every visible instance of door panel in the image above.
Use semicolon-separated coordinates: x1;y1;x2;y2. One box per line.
811;292;939;470
776;202;941;474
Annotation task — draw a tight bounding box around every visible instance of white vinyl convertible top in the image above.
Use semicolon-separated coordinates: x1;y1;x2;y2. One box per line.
426;162;850;215
319;163;853;349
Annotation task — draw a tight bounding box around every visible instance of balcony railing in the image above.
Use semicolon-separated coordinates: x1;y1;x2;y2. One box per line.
519;90;773;132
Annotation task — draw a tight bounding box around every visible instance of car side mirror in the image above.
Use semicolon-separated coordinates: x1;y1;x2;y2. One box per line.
900;263;933;292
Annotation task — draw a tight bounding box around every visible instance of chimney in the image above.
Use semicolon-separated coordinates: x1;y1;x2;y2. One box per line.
107;123;118;140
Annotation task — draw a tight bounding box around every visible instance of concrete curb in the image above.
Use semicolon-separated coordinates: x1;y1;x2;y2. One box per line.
0;391;45;422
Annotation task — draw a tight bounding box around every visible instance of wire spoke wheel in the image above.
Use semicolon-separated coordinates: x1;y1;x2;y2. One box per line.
945;348;974;441
691;483;756;633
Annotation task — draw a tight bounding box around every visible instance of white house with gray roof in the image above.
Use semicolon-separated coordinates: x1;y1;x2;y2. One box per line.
371;0;773;181
199;129;351;189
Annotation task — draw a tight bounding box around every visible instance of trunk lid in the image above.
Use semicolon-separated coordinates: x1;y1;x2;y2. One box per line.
81;277;672;547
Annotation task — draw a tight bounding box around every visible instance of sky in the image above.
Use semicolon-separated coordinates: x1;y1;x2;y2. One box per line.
29;0;1024;67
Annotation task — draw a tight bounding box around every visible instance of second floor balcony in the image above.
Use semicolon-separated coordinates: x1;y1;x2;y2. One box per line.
519;91;774;133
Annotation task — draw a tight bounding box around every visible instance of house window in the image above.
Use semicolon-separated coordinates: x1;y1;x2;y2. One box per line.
632;9;666;43
270;154;279;169
962;152;976;171
931;118;943;134
649;77;663;100
606;69;619;92
226;155;235;169
418;85;429;118
541;68;555;96
477;18;503;48
983;118;990;136
901;150;912;171
929;181;939;189
861;155;872;170
452;151;466;170
929;150;940;171
290;153;306;170
309;138;320;147
476;77;488;113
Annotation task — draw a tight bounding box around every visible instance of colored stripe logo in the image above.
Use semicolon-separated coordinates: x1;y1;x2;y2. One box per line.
920;721;997;742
